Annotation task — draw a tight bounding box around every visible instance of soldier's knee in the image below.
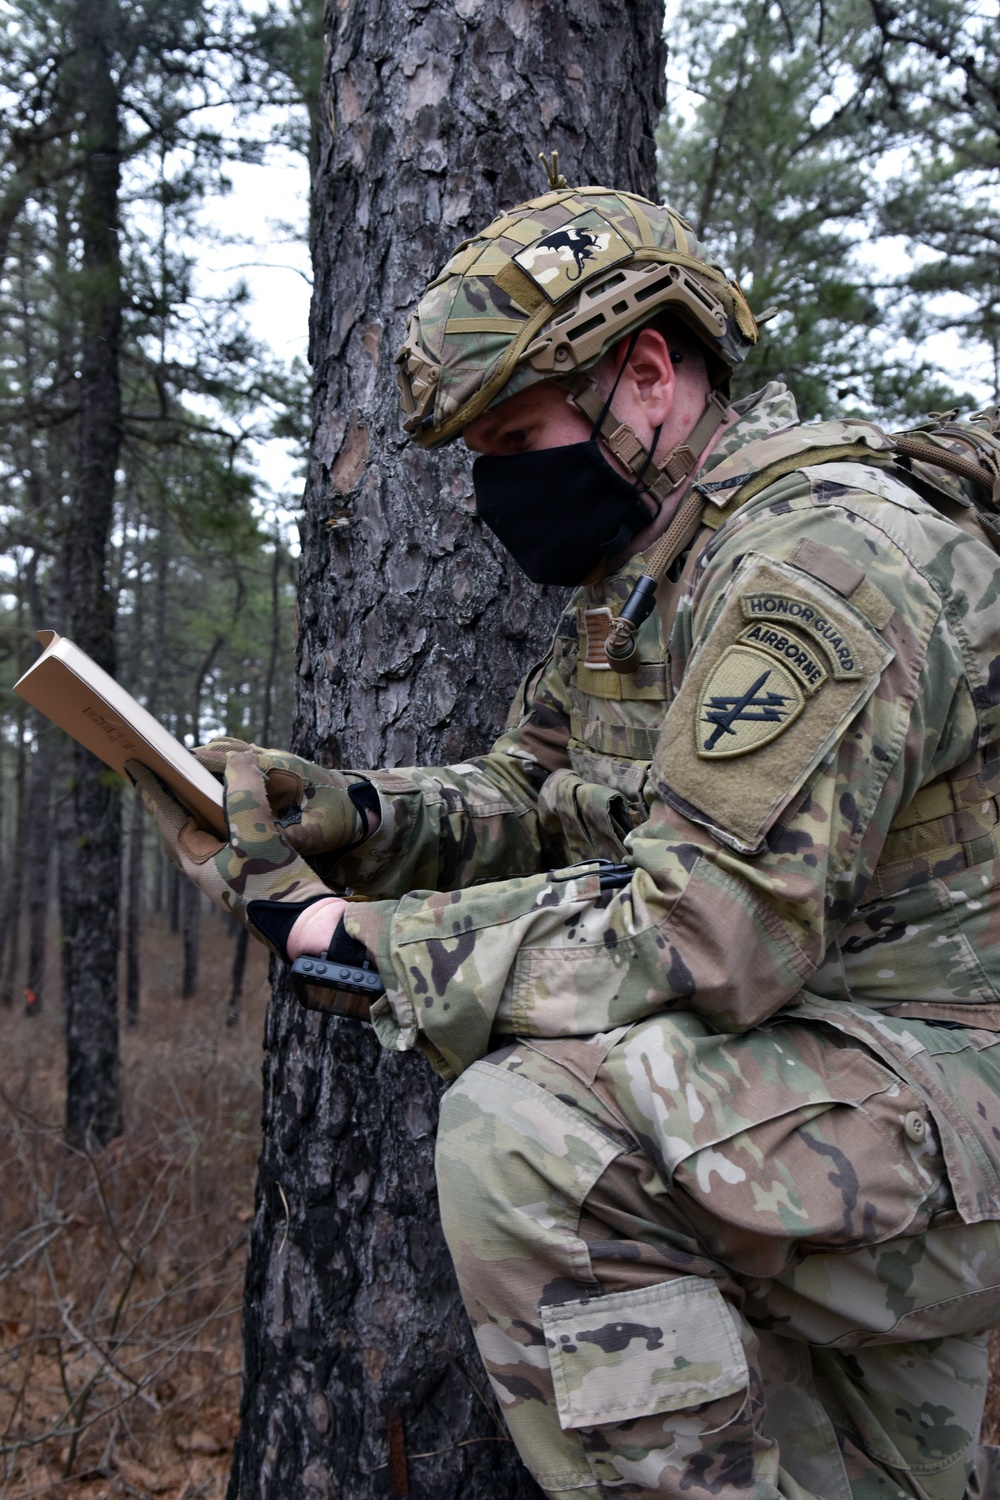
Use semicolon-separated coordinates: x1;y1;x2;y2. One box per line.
435;1052;624;1273
435;1061;508;1256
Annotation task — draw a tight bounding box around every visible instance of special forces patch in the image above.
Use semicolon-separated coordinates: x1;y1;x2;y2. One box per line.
698;605;846;757
698;647;804;757
513;210;633;302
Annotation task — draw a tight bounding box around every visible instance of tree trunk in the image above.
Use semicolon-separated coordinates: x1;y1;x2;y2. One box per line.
229;4;665;1497
23;543;60;1018
146;506;172;931
124;792;144;1025
0;589;29;1008
227;927;250;1028
23;720;56;1014
181;880;200;999
229;536;284;1031
60;0;124;1148
1;691;28;1009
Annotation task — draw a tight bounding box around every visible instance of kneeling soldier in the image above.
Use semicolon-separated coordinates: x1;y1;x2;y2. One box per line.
139;181;1000;1499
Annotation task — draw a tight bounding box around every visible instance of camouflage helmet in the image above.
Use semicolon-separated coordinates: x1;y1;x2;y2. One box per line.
395;184;760;448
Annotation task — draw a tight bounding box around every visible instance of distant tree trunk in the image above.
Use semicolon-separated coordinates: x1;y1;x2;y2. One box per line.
0;591;29;1008
124;795;144;1025
60;0;124;1148
230;4;666;1497
127;507;168;1024
23;720;56;1014
1;692;28;1009
229;539;284;1028
260;534;282;744
23;554;58;1017
176;632;222;1004
227;928;249;1028
181;882;200;999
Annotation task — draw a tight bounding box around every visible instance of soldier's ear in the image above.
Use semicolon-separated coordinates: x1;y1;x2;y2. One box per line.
618;327;675;422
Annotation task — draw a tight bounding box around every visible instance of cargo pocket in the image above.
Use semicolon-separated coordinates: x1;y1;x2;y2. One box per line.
541;1277;748;1431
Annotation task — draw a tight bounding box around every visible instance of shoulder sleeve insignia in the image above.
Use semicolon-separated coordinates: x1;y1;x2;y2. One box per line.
739;590;862;678
652;553;895;852
513;211;633;302
699;645;808;757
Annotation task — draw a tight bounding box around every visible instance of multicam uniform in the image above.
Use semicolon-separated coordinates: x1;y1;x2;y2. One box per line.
328;383;1000;1500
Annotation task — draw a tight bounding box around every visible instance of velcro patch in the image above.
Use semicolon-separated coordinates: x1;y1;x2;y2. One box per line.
513;210;633;302
580;606;614;669
653;554;894;853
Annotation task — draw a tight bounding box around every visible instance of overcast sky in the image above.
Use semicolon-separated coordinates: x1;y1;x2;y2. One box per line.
194;140;312;512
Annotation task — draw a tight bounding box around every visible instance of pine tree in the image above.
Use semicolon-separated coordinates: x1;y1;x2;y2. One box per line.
659;0;997;418
229;1;668;1495
0;0;304;1092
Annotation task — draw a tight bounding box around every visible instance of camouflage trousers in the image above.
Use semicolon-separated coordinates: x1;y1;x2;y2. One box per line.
435;1010;1000;1499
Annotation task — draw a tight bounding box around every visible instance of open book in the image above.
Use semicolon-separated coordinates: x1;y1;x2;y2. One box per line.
13;631;226;837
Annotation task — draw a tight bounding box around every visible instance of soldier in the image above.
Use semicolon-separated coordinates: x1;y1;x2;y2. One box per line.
135;183;1000;1498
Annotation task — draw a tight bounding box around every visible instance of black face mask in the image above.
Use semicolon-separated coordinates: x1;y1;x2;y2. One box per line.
473;440;655;587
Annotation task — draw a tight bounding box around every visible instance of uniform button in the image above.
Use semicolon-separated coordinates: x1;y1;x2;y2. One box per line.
340;968;352;980
903;1111;927;1143
315;963;327;975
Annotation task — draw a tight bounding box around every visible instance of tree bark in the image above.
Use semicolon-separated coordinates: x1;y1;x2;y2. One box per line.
60;0;124;1148
230;4;666;1496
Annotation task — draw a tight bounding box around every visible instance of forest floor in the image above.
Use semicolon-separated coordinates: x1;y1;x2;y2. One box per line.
2;915;1000;1497
0;913;270;1499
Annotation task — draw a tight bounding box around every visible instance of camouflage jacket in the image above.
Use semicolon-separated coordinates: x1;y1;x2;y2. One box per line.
339;384;1000;1084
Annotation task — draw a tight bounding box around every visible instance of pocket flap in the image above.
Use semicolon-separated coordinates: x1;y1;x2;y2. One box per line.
541;1278;747;1431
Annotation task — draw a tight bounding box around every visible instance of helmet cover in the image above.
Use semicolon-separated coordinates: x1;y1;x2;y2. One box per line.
395;186;760;448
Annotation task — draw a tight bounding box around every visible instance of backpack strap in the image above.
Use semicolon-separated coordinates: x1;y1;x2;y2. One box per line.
889;408;1000;512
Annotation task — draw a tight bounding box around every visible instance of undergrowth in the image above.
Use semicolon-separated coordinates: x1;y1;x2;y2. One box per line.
0;914;268;1499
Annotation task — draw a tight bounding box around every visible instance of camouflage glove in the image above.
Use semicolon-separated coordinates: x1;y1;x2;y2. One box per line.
194;737;374;858
129;753;340;961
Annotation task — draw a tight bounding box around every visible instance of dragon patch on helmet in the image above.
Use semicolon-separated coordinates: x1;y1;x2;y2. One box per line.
513;211;633;300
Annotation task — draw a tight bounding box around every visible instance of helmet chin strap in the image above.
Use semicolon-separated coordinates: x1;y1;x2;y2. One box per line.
566;373;734;672
566;373;731;504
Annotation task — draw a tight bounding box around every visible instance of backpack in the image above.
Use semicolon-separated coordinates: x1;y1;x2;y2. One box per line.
886;405;1000;544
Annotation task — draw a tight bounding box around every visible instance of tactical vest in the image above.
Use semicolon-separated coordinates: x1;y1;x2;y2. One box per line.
557;404;1000;887
693;404;1000;900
